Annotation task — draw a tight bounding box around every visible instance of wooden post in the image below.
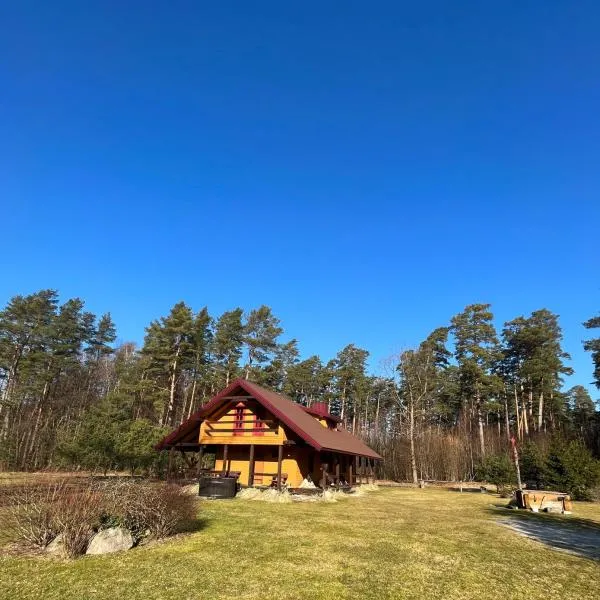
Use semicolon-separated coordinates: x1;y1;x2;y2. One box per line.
248;444;255;487
349;461;353;487
222;444;229;476
355;455;360;484
168;447;175;480
321;462;328;489
335;459;340;486
276;445;283;491
196;445;204;478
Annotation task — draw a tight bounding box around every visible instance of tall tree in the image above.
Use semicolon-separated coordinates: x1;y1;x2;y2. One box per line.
212;308;244;387
567;385;596;432
397;328;450;484
584;314;600;389
451;304;502;456
242;306;283;379
142;302;194;427
185;307;213;417
331;344;369;427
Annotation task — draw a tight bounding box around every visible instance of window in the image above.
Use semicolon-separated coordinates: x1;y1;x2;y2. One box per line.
234;406;244;435
254;412;264;436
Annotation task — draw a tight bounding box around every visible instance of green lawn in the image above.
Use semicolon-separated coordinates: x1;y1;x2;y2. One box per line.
1;487;599;600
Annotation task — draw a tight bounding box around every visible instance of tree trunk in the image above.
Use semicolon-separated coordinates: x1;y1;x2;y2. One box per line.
476;389;485;457
537;387;544;432
514;386;521;440
409;400;418;485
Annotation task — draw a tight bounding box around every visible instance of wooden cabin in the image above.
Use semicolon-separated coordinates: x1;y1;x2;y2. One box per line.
155;379;382;489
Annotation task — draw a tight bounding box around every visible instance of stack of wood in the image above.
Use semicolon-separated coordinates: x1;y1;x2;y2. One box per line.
513;489;572;514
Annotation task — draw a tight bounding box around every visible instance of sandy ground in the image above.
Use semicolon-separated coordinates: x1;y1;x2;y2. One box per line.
499;517;600;561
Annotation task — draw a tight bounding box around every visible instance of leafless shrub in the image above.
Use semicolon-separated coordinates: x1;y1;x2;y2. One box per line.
1;482;65;548
0;479;197;556
100;481;198;541
53;486;103;557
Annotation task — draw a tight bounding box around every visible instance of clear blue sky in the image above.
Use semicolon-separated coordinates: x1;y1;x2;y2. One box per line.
1;2;599;392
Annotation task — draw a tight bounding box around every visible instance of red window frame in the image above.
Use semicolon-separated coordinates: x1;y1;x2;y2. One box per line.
233;406;244;435
254;412;264;436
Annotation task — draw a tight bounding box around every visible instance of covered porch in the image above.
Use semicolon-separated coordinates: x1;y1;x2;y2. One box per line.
164;441;378;491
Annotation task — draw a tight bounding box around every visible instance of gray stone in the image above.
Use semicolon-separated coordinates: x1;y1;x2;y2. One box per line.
46;533;64;555
86;527;134;555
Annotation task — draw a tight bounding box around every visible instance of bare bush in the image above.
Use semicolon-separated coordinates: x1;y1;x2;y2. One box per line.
1;478;198;557
100;481;198;541
53;486;104;557
1;482;65;548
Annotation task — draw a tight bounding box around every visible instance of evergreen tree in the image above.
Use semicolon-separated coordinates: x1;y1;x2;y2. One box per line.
212;308;244;387
583;314;600;389
142;302;195;427
567;385;596;432
397;328;450;483
451;304;502;456
242;306;283;379
331;344;369;427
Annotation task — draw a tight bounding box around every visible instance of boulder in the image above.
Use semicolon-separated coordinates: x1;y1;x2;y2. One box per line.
86;527;134;555
46;533;65;555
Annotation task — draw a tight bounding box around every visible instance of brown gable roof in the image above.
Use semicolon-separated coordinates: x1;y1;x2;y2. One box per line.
155;378;382;460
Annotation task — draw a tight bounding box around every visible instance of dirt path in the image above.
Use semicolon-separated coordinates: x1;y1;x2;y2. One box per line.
499;517;600;561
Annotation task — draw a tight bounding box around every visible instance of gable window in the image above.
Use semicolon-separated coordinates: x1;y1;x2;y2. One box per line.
234;405;244;435
254;412;264;436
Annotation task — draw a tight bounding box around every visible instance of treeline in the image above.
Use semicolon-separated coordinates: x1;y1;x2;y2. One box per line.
0;290;599;489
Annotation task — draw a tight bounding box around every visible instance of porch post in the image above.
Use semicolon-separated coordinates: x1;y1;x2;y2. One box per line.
222;444;229;476
196;445;204;479
348;460;353;487
335;459;340;486
248;444;255;487
167;447;175;480
276;444;283;491
321;461;328;490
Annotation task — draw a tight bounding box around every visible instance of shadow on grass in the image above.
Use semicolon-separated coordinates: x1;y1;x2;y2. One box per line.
488;505;600;561
175;516;210;535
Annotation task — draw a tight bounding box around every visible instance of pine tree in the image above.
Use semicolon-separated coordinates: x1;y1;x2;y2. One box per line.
583;314;600;389
212;308;244;387
142;302;195;427
451;304;502;456
397;328;450;484
567;385;597;432
242;306;283;379
331;344;369;427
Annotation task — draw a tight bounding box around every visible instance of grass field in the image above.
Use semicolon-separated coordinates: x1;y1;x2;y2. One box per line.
1;486;599;600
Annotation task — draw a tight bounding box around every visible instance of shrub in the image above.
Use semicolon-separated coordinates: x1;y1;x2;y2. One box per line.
2;482;65;548
1;478;198;557
475;454;515;495
519;441;548;489
53;486;104;557
1;481;103;556
101;481;198;542
545;439;600;500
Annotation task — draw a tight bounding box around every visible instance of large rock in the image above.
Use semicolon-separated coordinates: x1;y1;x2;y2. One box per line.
46;533;65;555
86;527;134;555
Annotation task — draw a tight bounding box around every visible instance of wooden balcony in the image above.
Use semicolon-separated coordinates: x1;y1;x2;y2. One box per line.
199;416;285;445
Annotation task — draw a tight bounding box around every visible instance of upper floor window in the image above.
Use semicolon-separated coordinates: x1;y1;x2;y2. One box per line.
234;405;244;435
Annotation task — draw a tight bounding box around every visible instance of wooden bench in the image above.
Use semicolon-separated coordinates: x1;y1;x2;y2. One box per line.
253;472;288;487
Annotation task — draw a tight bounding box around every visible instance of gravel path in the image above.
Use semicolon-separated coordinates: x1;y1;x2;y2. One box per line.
499;517;600;560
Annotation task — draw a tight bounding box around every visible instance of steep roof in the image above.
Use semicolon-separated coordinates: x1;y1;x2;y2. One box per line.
155;378;382;460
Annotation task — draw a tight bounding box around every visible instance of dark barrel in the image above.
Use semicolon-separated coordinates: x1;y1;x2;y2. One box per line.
198;476;238;498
